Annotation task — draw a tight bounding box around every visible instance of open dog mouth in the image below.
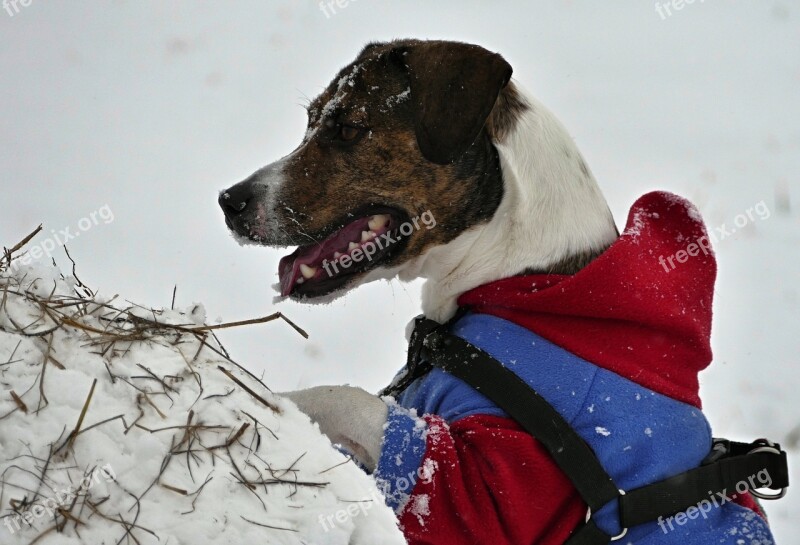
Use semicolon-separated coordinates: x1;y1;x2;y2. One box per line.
278;208;408;298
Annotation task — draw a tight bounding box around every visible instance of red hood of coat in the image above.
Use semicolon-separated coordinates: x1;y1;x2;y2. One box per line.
458;191;716;407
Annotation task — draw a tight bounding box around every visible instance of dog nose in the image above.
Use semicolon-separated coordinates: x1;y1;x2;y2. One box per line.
219;181;253;217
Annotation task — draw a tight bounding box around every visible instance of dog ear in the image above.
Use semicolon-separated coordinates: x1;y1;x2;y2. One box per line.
392;42;512;165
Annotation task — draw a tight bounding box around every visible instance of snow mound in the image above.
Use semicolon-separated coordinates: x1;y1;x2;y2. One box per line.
0;260;404;544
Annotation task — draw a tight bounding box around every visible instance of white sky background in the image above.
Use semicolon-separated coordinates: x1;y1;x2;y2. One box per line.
1;1;798;538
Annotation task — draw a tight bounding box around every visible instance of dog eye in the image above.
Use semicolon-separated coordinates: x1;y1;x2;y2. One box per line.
338;125;361;141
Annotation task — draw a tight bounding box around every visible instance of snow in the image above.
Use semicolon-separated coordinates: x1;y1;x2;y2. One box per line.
0;262;404;544
407;494;430;527
384;87;411;110
595;426;612;437
316;62;363;123
1;1;798;541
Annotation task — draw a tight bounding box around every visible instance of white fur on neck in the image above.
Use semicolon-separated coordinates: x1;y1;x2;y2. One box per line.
400;83;618;322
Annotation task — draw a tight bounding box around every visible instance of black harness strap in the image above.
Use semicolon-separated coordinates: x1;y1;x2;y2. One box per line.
620;440;788;528
395;315;790;545
418;321;620;512
381;310;468;399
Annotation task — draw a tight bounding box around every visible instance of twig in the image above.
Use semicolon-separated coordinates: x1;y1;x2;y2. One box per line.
75;414;128;437
179;474;213;515
318;455;355;474
26;524;57;544
0;339;22;368
207;423;250;451
63;245;94;298
191;312;308;339
240;515;297;532
1;224;42;268
55;378;97;454
242;410;278;441
218;366;280;413
135;363;177;395
10;390;28;413
159;483;188;495
141;392;166;419
35;334;55;413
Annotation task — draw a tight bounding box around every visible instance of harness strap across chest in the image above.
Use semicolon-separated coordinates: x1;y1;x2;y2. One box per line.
383;315;790;545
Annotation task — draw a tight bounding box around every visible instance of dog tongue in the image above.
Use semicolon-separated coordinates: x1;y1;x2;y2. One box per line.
278;247;321;297
278;216;372;296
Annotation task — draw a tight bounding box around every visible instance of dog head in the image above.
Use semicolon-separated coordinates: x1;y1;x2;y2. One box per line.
220;39;617;318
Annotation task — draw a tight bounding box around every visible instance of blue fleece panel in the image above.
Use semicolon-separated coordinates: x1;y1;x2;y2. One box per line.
383;313;773;544
375;404;428;511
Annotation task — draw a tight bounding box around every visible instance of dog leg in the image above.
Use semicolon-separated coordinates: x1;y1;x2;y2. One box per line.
280;386;388;471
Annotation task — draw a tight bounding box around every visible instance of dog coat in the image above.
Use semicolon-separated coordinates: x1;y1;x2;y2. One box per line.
374;192;775;545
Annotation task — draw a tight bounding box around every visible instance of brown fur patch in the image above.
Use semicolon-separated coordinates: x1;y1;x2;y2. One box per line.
272;40;508;270
486;81;530;144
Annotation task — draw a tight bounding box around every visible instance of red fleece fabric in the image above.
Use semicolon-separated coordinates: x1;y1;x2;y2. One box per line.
400;414;586;545
458;191;717;408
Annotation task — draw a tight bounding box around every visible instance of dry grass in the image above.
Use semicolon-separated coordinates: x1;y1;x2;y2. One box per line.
0;227;319;544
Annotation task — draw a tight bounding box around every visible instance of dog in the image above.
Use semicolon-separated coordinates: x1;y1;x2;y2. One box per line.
220;40;777;545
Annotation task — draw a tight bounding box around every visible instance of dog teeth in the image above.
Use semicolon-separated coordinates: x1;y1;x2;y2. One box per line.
361;230;375;242
334;251;343;259
299;264;317;279
348;242;359;251
368;214;389;231
296;277;305;284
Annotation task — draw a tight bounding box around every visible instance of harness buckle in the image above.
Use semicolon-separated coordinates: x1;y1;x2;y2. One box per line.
702;438;731;464
584;489;628;541
748;439;788;500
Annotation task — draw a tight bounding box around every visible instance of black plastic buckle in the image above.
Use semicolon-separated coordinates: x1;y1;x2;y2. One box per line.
702;438;731;464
